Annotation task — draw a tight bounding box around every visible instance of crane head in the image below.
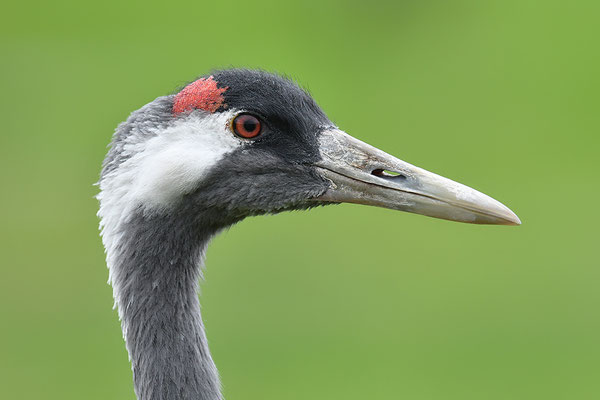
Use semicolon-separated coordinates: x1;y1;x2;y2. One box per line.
99;69;520;227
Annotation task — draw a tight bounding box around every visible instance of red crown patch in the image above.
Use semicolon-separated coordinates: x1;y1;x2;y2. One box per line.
173;76;228;114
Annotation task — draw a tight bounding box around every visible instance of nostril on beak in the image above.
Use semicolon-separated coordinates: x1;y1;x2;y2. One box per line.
371;168;407;181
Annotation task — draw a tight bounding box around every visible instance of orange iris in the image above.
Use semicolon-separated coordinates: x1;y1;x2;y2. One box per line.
233;114;262;138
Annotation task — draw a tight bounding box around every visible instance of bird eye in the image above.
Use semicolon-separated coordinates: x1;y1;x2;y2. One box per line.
232;113;262;139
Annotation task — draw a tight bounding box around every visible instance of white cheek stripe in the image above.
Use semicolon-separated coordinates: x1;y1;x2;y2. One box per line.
100;109;241;211
98;110;242;255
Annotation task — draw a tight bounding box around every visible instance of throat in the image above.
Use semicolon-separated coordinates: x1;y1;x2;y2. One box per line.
104;211;225;400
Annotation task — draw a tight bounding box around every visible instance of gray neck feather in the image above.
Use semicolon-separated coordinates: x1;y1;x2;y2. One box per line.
111;210;229;400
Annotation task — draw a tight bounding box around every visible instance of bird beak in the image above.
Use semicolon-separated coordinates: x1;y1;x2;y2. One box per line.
313;129;521;225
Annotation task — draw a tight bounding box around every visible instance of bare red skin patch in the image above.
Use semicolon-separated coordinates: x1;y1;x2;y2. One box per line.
173;76;228;114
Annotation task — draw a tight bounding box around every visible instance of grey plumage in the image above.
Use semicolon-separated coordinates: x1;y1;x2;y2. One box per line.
111;210;219;400
102;96;175;177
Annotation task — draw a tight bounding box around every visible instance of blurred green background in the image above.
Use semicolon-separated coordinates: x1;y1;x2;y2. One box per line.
1;0;599;399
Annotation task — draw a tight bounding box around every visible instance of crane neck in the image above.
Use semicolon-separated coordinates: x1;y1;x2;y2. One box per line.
104;209;234;400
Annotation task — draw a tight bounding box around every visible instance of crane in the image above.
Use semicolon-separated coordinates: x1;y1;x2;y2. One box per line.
97;69;520;400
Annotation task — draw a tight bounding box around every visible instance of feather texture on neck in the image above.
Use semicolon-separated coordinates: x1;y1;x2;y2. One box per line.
100;209;224;400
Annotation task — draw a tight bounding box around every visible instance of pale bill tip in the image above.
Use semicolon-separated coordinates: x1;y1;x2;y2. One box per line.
504;209;522;226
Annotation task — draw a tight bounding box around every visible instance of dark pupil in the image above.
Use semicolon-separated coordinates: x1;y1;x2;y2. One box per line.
243;119;257;133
